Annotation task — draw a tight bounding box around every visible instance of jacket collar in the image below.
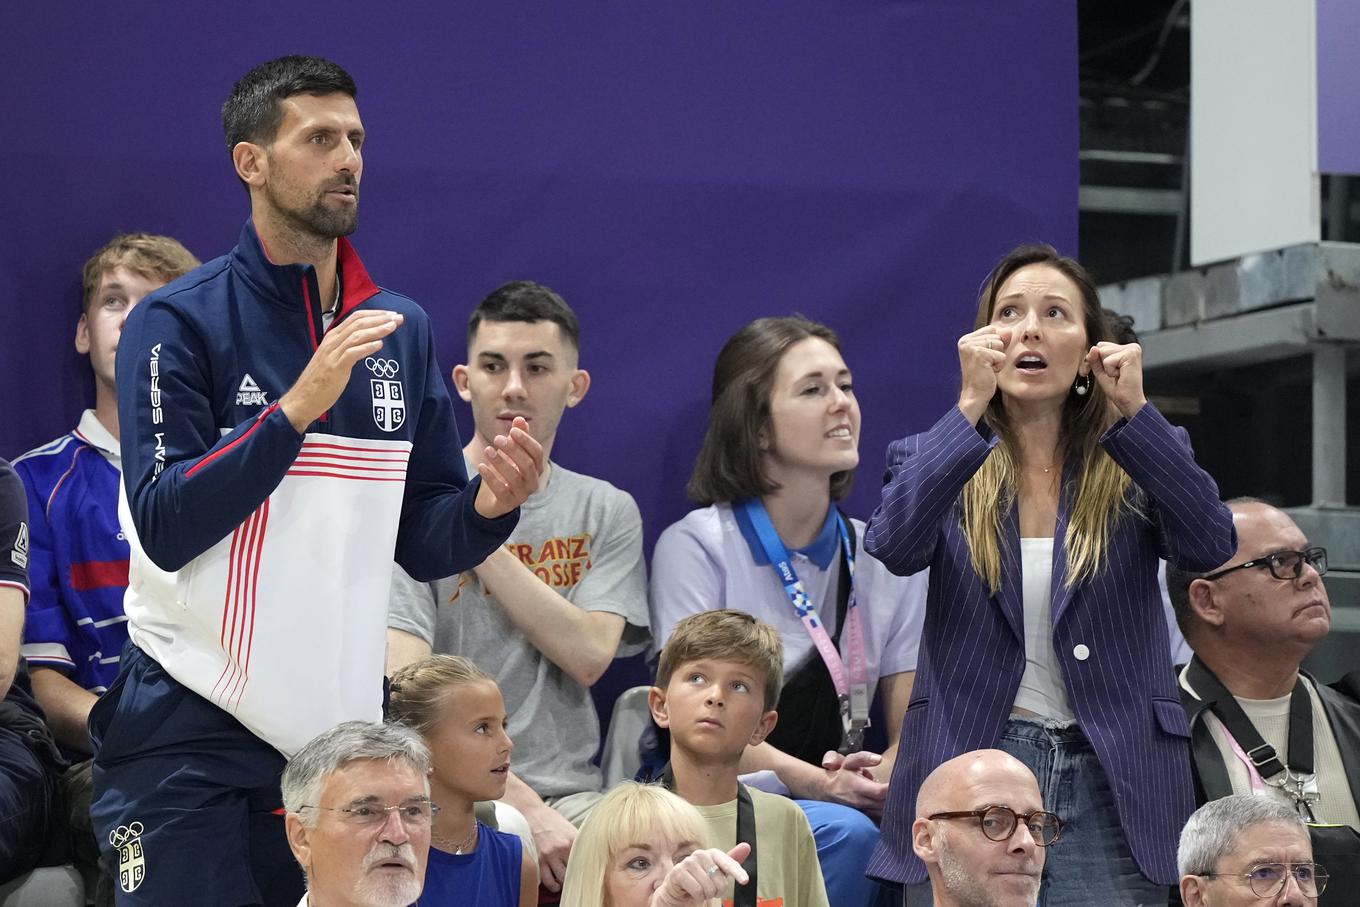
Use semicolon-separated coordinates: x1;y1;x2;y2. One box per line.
230;219;380;316
74;409;119;463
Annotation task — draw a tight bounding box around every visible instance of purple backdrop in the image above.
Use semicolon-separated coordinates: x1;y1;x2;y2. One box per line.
1317;0;1360;174
1;1;1076;547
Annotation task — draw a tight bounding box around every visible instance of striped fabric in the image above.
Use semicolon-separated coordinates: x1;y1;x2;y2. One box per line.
14;412;130;694
863;404;1235;886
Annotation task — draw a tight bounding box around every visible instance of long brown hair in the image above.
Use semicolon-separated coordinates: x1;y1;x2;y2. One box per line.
960;244;1138;593
687;316;854;505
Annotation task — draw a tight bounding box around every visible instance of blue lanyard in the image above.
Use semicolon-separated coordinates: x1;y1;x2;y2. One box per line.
737;498;871;751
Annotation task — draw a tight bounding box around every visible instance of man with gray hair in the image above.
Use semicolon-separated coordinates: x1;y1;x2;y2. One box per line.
282;721;433;907
1177;794;1326;906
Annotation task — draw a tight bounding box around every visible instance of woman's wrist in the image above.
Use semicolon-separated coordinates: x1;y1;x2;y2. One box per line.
957;393;989;426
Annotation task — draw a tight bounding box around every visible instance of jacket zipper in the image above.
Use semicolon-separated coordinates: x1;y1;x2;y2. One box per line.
301;274;331;424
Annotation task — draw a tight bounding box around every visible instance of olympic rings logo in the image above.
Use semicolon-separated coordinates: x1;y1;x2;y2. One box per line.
365;358;400;378
110;822;145;847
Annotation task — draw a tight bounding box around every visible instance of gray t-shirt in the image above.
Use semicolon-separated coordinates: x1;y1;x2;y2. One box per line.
388;461;650;797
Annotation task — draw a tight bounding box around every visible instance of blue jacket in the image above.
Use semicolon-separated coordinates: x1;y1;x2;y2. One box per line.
863;404;1235;886
114;219;517;755
14;412;129;693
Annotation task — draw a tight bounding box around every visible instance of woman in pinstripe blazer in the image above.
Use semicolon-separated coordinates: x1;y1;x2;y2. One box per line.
862;245;1235;906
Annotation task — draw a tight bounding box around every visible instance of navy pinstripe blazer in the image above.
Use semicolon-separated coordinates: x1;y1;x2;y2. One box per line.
863;404;1235;886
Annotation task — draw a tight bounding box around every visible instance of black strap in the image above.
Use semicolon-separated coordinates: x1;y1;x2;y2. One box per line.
1185;656;1314;780
759;513;858;762
661;765;758;907
832;510;856;646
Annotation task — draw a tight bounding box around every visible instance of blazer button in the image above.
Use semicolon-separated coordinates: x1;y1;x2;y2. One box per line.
1073;644;1091;661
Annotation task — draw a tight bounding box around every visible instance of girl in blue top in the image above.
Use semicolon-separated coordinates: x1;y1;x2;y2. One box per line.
389;655;537;907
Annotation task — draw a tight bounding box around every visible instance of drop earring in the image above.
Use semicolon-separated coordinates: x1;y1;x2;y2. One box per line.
1074;373;1092;396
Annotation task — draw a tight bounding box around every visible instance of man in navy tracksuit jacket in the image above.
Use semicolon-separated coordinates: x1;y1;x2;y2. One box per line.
91;56;542;906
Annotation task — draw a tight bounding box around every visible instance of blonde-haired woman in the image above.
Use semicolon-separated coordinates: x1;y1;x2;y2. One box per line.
388;654;536;907
863;244;1235;905
560;783;749;907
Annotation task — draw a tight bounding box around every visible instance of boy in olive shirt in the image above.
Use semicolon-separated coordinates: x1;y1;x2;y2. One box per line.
650;610;829;907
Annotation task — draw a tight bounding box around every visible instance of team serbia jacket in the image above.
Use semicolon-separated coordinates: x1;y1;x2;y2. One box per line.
863;404;1235;886
115;220;518;756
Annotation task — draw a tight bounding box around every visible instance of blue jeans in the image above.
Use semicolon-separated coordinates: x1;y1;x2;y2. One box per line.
1001;717;1169;907
798;799;893;907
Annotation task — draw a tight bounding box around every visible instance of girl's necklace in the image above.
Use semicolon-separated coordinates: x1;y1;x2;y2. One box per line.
432;821;478;855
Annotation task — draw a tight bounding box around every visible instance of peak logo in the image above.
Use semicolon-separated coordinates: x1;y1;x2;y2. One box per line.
236;374;269;407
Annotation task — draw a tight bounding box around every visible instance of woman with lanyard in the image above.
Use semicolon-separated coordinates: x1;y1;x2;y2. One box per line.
650;315;928;907
861;244;1236;906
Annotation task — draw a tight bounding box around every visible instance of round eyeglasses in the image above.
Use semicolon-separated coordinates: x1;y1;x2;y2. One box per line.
1200;861;1328;899
1202;547;1327;583
927;805;1064;846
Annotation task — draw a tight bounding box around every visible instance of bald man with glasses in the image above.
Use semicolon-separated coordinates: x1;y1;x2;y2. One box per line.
1167;498;1360;905
910;749;1062;907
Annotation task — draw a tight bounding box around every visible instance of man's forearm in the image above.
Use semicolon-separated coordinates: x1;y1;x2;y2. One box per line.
474;548;620;687
501;769;550;816
873;741;899;784
0;592;25;702
30;666;98;754
386;627;433;675
739;741;823;799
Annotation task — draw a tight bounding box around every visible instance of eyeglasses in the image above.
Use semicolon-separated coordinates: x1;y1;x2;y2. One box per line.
1200;861;1329;899
299;799;439;829
1202;547;1327;583
927;805;1064;846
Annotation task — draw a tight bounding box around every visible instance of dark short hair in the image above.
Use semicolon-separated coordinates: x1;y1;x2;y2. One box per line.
222;55;357;153
1165;561;1201;639
1165;496;1271;639
687;315;853;505
467;280;581;352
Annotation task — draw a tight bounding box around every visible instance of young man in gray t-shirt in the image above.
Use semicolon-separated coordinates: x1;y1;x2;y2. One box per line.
387;281;650;893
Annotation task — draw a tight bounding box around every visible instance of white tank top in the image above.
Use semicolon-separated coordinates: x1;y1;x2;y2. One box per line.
1012;538;1075;720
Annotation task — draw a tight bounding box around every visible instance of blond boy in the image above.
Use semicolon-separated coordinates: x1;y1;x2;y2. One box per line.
650;610;830;907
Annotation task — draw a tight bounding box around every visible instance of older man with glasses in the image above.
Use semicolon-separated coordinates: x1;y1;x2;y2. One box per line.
910;748;1061;906
282;722;434;907
1178;794;1326;906
1167;498;1360;905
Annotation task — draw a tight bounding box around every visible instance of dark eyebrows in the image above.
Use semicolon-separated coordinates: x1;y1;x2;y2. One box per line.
305;124;366;142
997;292;1071;303
796;368;851;382
475;350;556;363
